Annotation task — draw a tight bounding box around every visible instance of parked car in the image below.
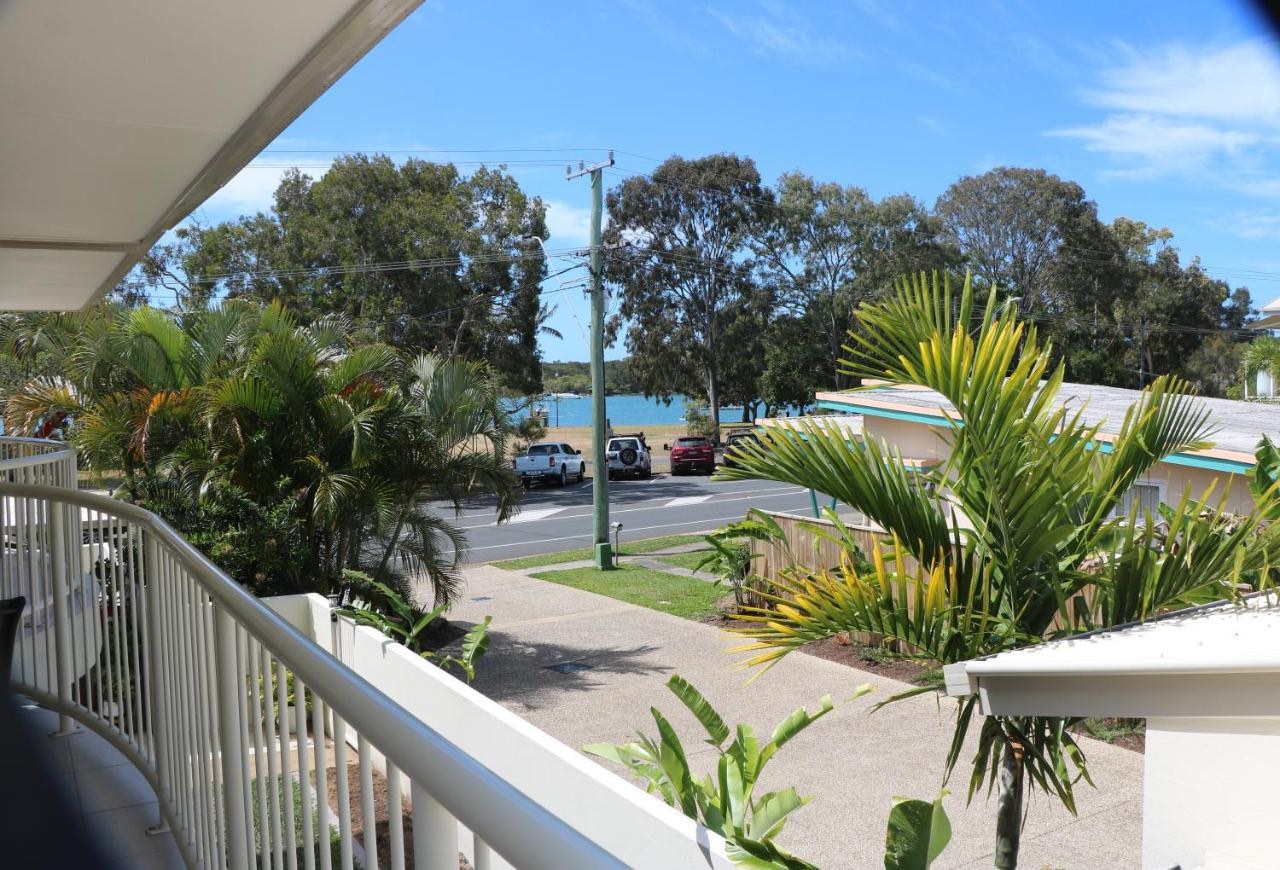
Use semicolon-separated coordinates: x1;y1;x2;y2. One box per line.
670;435;716;475
605;433;652;480
722;430;760;468
513;441;585;488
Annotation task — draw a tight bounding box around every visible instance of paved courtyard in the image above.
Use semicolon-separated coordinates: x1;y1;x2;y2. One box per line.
448;564;1144;869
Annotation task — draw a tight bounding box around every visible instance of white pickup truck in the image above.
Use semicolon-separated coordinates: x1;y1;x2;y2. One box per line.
513;441;586;488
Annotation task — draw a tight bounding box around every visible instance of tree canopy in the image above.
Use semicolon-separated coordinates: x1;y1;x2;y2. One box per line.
114;155;554;394
2;301;520;604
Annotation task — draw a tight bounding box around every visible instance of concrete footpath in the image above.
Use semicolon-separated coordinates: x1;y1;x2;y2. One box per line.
445;565;1143;869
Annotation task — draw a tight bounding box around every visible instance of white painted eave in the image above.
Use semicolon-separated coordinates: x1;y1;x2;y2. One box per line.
945;595;1280;718
0;0;422;311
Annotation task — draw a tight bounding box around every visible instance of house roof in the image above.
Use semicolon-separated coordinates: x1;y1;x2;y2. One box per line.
816;381;1270;471
1252;297;1280;330
756;414;863;438
0;0;421;311
943;594;1280;718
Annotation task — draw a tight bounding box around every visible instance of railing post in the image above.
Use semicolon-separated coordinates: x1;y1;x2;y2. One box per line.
143;532;172;824
411;783;456;870
48;499;76;735
215;604;251;870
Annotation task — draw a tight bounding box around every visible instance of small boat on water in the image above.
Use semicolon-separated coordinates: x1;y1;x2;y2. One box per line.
550;392;585;399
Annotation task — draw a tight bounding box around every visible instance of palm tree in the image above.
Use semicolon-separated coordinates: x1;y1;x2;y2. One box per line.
3;303;259;478
1242;335;1280;399
3;301;522;605
719;272;1280;868
175;305;522;603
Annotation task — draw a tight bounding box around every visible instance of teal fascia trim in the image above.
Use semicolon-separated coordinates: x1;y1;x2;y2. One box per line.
816;398;957;429
815;397;1253;475
1160;453;1254;475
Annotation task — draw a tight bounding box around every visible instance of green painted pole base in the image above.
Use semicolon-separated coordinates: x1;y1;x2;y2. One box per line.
594;543;614;570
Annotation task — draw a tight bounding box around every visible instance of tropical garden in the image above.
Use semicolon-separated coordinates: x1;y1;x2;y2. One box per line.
0;300;520;611
710;272;1280;868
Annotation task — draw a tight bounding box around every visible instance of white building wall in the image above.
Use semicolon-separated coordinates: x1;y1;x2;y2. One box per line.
1144;717;1280;870
860;416;1257;515
861;417;952;460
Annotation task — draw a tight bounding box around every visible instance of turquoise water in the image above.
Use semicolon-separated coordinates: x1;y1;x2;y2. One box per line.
510;394;797;427
511;394;688;427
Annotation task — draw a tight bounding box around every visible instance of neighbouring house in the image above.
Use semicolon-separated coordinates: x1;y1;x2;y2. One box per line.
780;381;1273;518
1246;296;1280;400
0;3;736;868
943;593;1280;870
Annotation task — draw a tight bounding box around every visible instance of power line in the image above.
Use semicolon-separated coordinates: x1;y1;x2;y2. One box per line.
120;246;587;291
601;163;1280;285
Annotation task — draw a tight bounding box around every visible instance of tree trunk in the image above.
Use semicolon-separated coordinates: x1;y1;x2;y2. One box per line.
707;369;721;444
993;739;1025;869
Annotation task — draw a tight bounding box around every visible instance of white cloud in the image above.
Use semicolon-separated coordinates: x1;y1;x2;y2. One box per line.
1051;114;1258;176
1223;209;1280;240
917;115;949;136
544;199;592;248
1085;40;1280;125
200;160;324;218
1050;38;1280;186
709;4;852;65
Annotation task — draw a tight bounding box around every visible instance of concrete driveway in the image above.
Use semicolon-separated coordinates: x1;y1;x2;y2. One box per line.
447;565;1143;869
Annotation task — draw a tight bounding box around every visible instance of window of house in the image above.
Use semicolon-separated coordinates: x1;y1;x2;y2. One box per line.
1113;480;1164;519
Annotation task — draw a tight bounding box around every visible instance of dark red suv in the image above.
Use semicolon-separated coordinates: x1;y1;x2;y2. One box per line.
670;436;715;475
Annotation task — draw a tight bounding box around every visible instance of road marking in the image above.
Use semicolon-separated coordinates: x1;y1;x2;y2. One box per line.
455;487;807;529
450;509;864;556
665;495;713;507
500;507;567;525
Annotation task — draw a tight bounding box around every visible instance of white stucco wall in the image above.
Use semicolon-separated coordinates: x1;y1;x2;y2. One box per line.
861;416;953;460
860;416;1257;514
1128;462;1257;516
1144;717;1280;870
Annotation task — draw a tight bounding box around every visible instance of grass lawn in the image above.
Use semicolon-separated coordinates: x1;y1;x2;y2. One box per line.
492;533;706;570
529;564;725;620
655;549;713;571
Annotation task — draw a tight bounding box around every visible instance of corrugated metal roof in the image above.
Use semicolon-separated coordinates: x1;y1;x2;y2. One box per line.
820;382;1279;457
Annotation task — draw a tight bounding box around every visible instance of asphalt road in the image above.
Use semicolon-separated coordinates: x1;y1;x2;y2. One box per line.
435;473;837;564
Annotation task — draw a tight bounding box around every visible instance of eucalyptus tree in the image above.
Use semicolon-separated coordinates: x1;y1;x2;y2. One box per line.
756;172;953;387
720;272;1280;868
603;153;770;439
935;168;1099;315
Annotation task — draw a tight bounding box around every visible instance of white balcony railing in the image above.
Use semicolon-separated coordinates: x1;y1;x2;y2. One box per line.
0;442;735;870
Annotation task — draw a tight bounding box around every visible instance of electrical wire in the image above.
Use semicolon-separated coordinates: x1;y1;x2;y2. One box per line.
118;246;587;292
601;163;1280;285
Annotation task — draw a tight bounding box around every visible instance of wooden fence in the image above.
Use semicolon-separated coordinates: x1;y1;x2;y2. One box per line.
748;510;1095;641
749;510;908;583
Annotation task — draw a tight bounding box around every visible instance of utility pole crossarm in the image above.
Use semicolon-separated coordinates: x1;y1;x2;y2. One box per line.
566;151;615;181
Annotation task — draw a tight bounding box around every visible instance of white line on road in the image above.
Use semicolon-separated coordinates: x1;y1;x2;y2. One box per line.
454;486;807;529
664;495;713;507
447;509;863;556
499;507;568;525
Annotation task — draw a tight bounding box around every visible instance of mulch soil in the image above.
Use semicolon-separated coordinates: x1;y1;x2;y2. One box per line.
704;612;1147;754
324;764;473;869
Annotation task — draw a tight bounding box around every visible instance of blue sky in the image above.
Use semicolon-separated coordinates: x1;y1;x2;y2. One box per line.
192;0;1280;362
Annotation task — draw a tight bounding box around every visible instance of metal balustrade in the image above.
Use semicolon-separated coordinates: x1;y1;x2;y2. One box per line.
0;442;734;870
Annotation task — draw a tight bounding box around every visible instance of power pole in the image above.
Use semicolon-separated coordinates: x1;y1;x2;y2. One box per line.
1136;316;1146;388
568;151;615;569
